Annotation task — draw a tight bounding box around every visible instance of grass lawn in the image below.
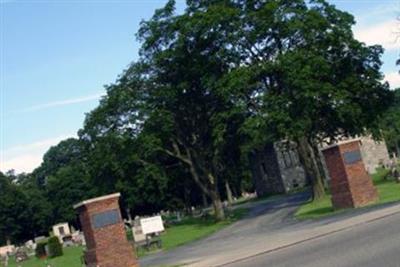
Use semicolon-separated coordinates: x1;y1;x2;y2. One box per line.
137;207;248;257
4;208;248;267
295;168;400;220
6;246;84;267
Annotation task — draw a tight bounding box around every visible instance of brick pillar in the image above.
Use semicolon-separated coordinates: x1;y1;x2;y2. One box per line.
322;140;378;209
74;193;139;267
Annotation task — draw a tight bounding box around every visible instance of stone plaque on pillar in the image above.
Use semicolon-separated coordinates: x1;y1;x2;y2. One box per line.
322;139;378;209
74;193;139;267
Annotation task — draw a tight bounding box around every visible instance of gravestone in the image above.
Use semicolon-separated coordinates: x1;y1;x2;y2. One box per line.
322;139;378;209
74;193;138;267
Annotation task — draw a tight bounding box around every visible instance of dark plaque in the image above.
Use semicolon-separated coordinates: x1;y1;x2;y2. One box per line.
343;150;362;165
92;209;120;229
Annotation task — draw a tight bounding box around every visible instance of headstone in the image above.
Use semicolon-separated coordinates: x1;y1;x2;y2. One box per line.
322;139;378;209
14;249;28;263
74;193;139;267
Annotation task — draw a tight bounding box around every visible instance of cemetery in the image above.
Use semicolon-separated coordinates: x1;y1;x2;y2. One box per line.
2;0;400;266
1;195;248;267
1;159;399;267
1;136;400;267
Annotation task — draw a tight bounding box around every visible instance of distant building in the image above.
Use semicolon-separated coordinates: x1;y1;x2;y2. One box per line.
52;222;71;243
249;141;308;196
358;136;391;173
250;136;391;197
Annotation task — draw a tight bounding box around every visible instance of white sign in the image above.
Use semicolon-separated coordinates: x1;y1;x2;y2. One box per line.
140;216;165;235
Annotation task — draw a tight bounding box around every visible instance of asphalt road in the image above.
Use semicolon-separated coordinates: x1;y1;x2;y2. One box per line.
140;192;311;267
224;211;400;267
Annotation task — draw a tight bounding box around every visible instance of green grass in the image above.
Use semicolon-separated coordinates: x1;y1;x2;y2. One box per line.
6;246;84;267
295;168;400;220
163;208;246;248
5;208;248;267
137;208;248;257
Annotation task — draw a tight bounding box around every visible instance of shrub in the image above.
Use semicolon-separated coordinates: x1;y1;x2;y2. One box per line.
126;227;133;241
47;236;63;258
35;242;47;258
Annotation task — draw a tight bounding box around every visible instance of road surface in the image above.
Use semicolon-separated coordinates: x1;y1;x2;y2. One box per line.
140;192;311;267
224;211;400;267
140;192;400;267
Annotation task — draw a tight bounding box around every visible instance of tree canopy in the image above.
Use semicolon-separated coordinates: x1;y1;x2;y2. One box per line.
1;0;394;243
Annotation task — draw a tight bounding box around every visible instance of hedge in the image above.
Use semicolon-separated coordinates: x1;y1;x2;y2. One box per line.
47;236;63;258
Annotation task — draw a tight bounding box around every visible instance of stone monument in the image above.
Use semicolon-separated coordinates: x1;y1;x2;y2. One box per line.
322;139;378;209
74;193;138;267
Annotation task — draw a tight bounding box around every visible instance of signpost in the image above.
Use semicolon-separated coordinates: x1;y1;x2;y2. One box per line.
140;216;165;235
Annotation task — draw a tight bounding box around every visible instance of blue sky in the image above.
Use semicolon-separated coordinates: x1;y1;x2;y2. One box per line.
1;0;399;173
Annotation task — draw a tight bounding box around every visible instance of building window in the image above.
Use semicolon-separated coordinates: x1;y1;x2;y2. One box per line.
261;163;267;174
282;151;294;169
59;226;65;235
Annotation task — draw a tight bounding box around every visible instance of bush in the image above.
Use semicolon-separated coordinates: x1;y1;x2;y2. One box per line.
47;236;63;258
35;242;47;258
126;227;133;241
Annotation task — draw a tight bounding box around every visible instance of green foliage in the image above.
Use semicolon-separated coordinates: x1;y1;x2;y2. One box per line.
35;242;47;258
381;88;400;155
0;172;31;245
2;0;393;240
47;236;63;258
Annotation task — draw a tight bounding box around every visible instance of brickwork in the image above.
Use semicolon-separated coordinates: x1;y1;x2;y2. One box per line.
74;193;138;267
322;140;378;209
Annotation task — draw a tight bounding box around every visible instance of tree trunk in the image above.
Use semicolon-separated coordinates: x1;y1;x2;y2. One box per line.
210;191;225;221
225;180;233;206
297;137;325;200
311;142;328;186
202;192;208;208
165;140;225;220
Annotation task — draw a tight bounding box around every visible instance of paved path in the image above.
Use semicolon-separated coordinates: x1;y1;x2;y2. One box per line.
140;192;400;267
140;192;311;267
225;211;400;267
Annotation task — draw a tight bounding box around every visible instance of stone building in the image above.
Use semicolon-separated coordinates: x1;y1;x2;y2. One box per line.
52;222;71;243
250;136;390;196
249;142;308;196
250;136;391;197
358;136;391;174
320;136;391;175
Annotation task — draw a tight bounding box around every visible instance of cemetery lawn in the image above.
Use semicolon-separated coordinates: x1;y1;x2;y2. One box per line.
5;208;248;267
295;168;400;220
137;207;248;257
6;246;83;267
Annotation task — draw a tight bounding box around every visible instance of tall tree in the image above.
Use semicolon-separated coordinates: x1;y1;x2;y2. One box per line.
382;88;400;156
216;0;392;199
79;79;203;216
0;172;31;245
135;0;249;219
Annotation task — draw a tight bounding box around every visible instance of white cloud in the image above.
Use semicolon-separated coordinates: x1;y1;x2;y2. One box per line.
19;93;104;113
354;19;400;51
356;4;398;24
385;71;400;89
0;134;75;173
